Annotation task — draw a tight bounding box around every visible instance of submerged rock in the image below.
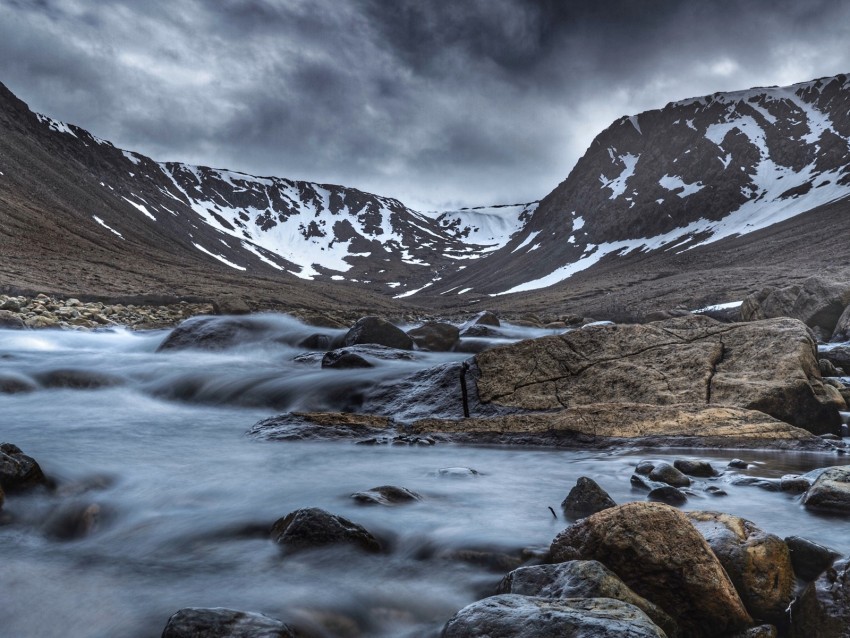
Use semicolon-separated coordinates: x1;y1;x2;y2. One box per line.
550;502;752;638
561;476;616;520
407;321;459;351
162;607;296;638
647;485;688;505
157;316;260;351
647;461;691;487
351;486;421;506
0;443;49;492
674;459;718;477
340;316;413;350
801;466;850;514
321;350;374;369
248;412;394;442
441;595;666;638
43;502;105;540
0;373;37;394
33;368;124;390
270;507;382;554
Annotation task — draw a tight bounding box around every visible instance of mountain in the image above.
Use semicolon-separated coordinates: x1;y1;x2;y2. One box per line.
424;74;850;304
0;80;534;303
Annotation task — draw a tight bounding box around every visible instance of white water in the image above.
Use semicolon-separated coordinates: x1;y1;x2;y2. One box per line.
0;317;847;637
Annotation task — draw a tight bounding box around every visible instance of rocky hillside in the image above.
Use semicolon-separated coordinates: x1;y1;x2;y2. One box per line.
428;74;850;299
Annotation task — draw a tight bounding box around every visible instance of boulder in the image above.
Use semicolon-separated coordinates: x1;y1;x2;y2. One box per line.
0;373;37;394
351;485;421;506
211;296;251;315
270;507;382;554
441;595;666;638
472;315;843;434
497;560;676;636
743;277;850;333
340;316;413;350
790;557;850;638
686;511;794;623
0;443;49;492
162;607;295;638
321;350;373;369
248;413;393;442
785;535;841;582
157;316;259;351
801;466;850;514
470;310;500;327
674;459;717;477
0;309;25;329
33;368;124;390
560;476;616;519
407;321;459;351
647;461;691;487
818;357;844;377
647;486;687;505
297;333;333;350
550;502;752;638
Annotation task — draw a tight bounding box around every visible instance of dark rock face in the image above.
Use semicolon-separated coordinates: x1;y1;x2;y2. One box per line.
157;316;259;351
0;373;37;394
0;443;49;492
350;485;421;506
550;502;752;638
674;459;717;477
407;321;459;351
647;486;688;505
297;333;333;350
785;535;841;581
830;303;850;342
270;507;382;554
497;561;677;637
647;461;691;487
441;595;667;638
686;511;794;623
801;466;850;513
33;368;124;390
561;476;616;519
321;350;373;369
43;502;105;540
161;607;296;638
790;558;850;638
341;316;413;350
247;412;393;442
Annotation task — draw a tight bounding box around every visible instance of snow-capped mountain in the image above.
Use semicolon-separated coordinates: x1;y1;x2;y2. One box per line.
428;74;850;297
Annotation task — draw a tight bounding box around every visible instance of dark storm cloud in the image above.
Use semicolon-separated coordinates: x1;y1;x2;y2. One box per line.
2;0;850;209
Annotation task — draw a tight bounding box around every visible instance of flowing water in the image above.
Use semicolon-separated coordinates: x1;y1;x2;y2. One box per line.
0;315;847;638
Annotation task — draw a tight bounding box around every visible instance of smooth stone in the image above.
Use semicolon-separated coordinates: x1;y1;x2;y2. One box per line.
785;535;842;581
561;476;616;520
674;459;717;477
647;486;687;505
350;485;421;506
270;507;382;554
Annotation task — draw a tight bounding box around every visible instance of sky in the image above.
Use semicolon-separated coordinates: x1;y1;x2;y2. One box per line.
2;1;850;211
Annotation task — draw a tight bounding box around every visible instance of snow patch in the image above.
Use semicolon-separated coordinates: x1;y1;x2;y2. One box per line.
92;215;124;239
659;174;705;197
601;154;639;199
192;243;246;271
121;196;156;221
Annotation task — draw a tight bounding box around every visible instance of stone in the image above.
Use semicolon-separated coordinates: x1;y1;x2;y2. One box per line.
686;511;794;623
550;502;752;638
24;315;58;329
270;507;382;554
818;357;844;377
297;333;333;350
436;467;480;477
162;607;295;638
730;626;778;638
743;277;850;333
211;296;251;315
728;459;750;469
674;459;717;477
321;350;374;369
647;486;687;505
785;535;842;581
441;595;666;638
0;373;37;394
830;302;850;342
33;368;124;390
460;324;501;338
0;443;49;492
497;560;677;636
561;476;616;519
470;310;500;327
43;502;104;540
790;558;850;638
157;316;260;351
247;413;393;442
407;321;459;351
472;315;843;434
0;298;21;312
801;466;850;514
340;316;413;350
648;461;691;487
350;485;421;506
0;309;25;329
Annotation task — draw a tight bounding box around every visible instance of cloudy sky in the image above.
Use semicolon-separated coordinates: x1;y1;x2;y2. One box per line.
2;1;850;210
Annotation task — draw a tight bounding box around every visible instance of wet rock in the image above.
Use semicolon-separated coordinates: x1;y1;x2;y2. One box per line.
33;368;124;390
351;485;421;506
629;474;668;491
0;443;49;492
441;548;525;573
441;595;666;638
247;412;394;442
730;476;782;491
211;296;251;316
550;502;752;638
785;535;842;581
497;560;677;637
647;486;687;505
437;467;480;478
730;626;778;638
470;310;500;327
321;350;373;369
674;459;717;477
705;486;727;496
648;461;691;487
790;557;850;638
162;607;296;638
0;309;26;329
561;476;616;519
340;316;413;350
801;466;850;514
818;357;844;377
473;315;844;434
634;460;655;475
43;502;105;540
0;373;37;394
0;484;4;509
778;475;811;493
452;338;496;354
157;316;259;351
830;303;850;342
270;507;382;554
407;321;459;351
687;511;794;623
460;324;501;338
728;458;750;469
297;333;333;350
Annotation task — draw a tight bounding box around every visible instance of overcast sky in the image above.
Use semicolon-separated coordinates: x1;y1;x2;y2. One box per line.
3;1;850;210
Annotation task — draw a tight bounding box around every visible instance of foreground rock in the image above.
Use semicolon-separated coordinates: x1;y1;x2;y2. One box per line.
162;607;296;638
441;595;666;638
497;561;676;636
790;558;850;638
686;512;793;623
550;502;752;638
0;443;49;492
473;315;843;434
561;477;616;519
801;466;850;514
270;507;382;554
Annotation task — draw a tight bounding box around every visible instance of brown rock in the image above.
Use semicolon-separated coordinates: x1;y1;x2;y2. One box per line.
550;502;752;638
270;507;382;554
0;309;25;329
686;511;794;623
790;558;850;638
406;321;459;351
801;466;850;514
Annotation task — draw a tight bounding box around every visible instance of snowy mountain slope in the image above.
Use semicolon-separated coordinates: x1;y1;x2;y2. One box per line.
426;74;850;298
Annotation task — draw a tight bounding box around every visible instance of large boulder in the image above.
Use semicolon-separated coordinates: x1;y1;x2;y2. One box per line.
340;316;413;350
162;607;296;638
790;558;850;638
561;477;616;519
497;561;676;636
743;277;850;334
801;466;850;514
550;502;752;638
0;443;49;492
472;315;843;434
407;321;459;351
270;507;382;554
211;296;251;316
686;511;794;623
157;316;260;351
785;536;841;582
441;595;666;638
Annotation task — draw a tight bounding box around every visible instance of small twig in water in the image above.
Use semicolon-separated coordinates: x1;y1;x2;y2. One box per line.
548;506;557;519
